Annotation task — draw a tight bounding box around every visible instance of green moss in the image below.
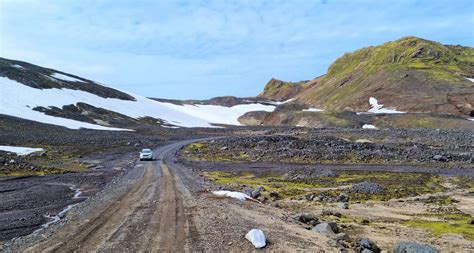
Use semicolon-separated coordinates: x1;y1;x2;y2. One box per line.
205;171;321;198
375;114;474;130
299;36;474;108
204;170;445;202
404;213;474;241
0;163;87;177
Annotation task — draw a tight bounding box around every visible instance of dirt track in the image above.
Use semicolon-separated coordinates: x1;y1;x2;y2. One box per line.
20;141;196;252
1;139;333;252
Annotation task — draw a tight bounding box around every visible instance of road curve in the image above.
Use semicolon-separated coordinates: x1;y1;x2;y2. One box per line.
24;139;201;253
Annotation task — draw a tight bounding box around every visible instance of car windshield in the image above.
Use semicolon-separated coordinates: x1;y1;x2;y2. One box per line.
141;149;152;153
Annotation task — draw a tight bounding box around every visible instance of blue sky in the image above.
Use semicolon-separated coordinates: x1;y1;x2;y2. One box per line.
1;0;473;99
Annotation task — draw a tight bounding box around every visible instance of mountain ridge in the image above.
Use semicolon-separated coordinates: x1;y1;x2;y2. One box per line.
258;36;474;117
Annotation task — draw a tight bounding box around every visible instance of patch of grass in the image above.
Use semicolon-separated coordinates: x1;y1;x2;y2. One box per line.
204;170;445;201
204;171;321;198
374;114;474;130
404;213;474;241
450;176;474;191
183;142;250;162
0;164;87;177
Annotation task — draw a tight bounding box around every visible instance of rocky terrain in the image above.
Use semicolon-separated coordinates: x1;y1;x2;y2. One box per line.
178;128;474;251
0;36;473;252
182;128;474;168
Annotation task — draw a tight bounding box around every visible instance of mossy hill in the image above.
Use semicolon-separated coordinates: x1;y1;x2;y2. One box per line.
259;36;474;117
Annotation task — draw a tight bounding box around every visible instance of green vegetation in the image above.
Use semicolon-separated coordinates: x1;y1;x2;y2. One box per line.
203;170;445;201
296;36;474;111
205;171;318;198
404;213;474;241
183;141;249;162
259;78;305;100
0;144;94;177
375;114;474;130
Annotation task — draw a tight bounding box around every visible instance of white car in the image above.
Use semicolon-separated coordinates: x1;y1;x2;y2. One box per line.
139;149;153;161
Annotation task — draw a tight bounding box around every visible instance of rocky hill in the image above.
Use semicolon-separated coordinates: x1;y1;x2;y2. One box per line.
258;78;308;101
258;36;474;117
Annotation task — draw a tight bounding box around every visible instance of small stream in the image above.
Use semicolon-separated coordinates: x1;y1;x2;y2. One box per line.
35;185;88;232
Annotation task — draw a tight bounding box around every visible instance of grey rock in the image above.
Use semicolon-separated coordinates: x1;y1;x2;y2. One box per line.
312;222;338;237
355;238;381;253
337;202;349;209
335;233;349;242
294;213;319;225
432;155;448;162
0;157;6;164
250;189;261;198
392;242;439;253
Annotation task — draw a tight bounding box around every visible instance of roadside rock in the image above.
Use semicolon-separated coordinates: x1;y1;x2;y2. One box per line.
335;233;349;242
392;242;439;253
245;229;266;249
355;238;381;253
337;193;350;202
337;202;349;209
349;181;384;194
312;222;338;237
294;213;319;226
432;155;448;162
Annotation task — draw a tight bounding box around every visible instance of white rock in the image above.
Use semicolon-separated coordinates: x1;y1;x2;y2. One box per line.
245;229;266;248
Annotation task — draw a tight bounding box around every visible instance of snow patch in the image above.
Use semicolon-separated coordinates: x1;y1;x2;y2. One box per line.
362;124;378;130
1;77;276;129
302;108;324;112
368;97;405;114
12;64;25;70
267;98;296;105
212;190;253;201
0;145;44;155
50;73;83;82
163;103;275;126
466;78;474;82
468;118;474;122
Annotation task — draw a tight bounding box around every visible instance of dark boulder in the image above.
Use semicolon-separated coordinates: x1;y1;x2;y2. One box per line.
355;238;381;253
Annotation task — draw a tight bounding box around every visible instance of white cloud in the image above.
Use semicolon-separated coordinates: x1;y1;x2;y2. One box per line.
1;0;472;99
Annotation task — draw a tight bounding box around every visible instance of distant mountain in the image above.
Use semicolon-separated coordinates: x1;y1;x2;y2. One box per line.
0;57;277;130
259;36;474;117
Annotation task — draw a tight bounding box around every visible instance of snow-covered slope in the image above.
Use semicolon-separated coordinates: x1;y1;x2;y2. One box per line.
0;74;276;130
